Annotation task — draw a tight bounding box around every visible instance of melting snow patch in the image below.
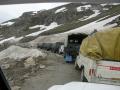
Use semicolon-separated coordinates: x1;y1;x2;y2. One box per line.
0;36;23;44
29;25;46;29
101;4;107;6
1;22;14;26
103;8;109;10
77;5;91;12
0;37;15;44
79;10;100;21
55;7;67;14
29;25;40;29
26;22;60;37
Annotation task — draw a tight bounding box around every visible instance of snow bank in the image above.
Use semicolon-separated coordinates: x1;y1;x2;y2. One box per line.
0;45;46;60
77;5;91;12
15;37;24;41
29;25;40;29
51;82;120;90
0;37;15;44
0;22;14;26
0;36;23;44
27;22;60;37
55;7;67;14
29;25;46;30
79;10;100;21
64;14;120;34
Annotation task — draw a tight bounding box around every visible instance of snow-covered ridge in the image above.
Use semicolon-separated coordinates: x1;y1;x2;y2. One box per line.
27;22;60;37
64;14;120;34
77;5;91;12
55;7;67;14
0;22;15;26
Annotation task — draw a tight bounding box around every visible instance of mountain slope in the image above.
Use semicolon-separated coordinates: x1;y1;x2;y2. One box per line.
0;3;120;45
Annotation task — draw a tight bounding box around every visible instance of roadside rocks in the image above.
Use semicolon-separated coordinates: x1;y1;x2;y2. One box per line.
11;86;21;90
0;45;47;60
1;63;10;69
24;57;36;68
0;45;47;89
39;64;46;69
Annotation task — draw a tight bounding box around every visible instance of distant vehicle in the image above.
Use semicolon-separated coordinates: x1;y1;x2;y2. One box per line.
37;42;64;54
64;33;87;62
59;45;64;54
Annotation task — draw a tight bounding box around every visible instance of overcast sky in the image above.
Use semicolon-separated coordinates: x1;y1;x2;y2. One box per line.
0;3;68;23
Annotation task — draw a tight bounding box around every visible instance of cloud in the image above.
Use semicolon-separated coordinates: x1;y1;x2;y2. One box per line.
0;3;68;23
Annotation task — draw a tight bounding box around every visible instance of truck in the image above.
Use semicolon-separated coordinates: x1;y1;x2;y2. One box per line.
64;33;87;62
75;54;120;85
75;27;120;85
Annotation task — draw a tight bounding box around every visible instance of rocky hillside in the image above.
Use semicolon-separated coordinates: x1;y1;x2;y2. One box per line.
0;3;120;45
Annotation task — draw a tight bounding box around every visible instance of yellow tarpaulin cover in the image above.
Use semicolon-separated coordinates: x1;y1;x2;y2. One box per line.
80;27;120;61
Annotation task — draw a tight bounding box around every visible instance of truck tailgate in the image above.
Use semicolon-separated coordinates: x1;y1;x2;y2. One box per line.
95;60;120;84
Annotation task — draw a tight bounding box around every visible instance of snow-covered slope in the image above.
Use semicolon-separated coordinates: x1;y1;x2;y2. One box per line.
0;3;120;46
64;14;120;34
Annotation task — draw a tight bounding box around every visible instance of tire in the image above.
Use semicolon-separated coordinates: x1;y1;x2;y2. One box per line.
80;66;88;82
75;62;80;70
80;68;84;81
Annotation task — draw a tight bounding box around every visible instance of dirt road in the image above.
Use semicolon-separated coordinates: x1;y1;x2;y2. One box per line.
21;52;80;90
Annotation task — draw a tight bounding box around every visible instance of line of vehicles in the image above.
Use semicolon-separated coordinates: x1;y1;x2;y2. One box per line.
37;29;120;86
49;27;120;90
38;28;120;85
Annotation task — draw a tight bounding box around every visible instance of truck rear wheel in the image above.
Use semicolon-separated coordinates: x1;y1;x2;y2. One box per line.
80;66;88;82
75;62;80;70
80;68;84;81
